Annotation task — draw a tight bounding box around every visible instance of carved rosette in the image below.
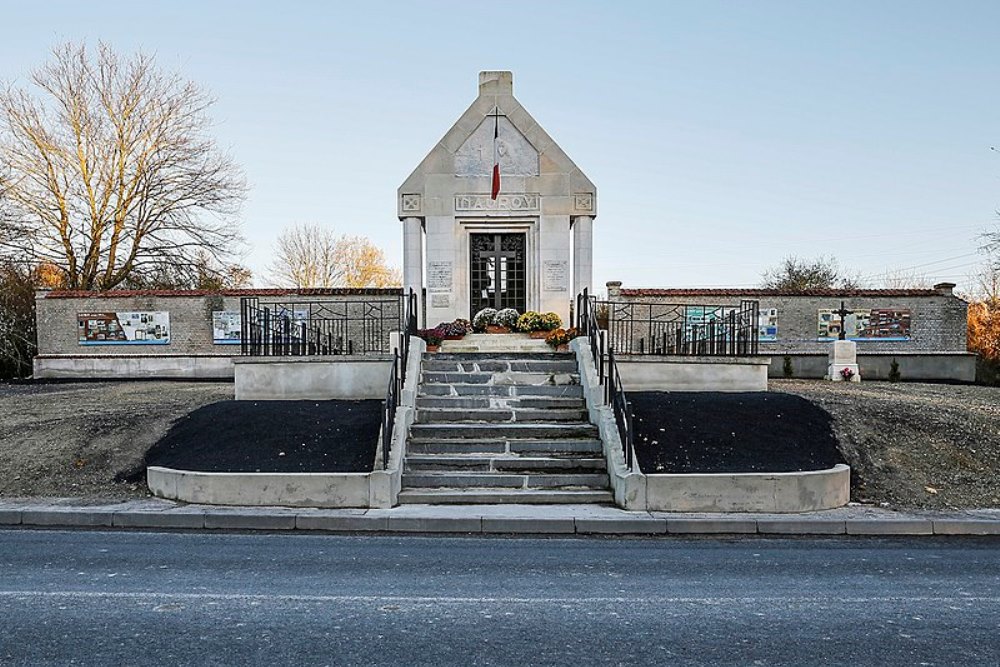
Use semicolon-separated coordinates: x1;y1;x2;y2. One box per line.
400;193;422;213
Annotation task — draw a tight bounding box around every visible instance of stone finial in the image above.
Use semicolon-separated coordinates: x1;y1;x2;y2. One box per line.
606;281;623;298
933;282;956;296
479;71;513;96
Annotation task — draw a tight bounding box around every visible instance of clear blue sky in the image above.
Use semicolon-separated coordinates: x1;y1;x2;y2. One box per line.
2;0;998;292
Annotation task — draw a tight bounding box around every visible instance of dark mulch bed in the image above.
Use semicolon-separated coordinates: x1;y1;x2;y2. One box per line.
132;400;382;475
631;392;842;474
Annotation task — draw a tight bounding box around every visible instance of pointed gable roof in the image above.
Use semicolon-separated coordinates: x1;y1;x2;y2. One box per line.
398;71;596;220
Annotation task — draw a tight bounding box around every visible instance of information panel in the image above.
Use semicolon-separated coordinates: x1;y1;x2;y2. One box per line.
817;308;911;341
212;311;242;344
78;312;170;345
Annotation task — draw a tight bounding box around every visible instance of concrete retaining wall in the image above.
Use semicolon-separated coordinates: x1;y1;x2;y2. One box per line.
616;356;770;392
644;464;851;513
770;352;977;382
147;466;372;508
34;354;235;379
233;356;393;400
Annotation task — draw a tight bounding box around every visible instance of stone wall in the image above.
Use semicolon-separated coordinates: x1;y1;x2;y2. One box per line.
606;282;975;382
34;288;403;378
608;282;967;354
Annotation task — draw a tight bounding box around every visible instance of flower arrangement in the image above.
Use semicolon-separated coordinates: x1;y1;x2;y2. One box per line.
516;311;562;334
434;319;471;339
418;328;443;347
545;327;581;349
839;367;856;381
472;308;498;332
494;308;521;330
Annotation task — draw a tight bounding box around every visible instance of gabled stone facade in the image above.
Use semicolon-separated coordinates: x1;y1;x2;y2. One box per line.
398;71;596;327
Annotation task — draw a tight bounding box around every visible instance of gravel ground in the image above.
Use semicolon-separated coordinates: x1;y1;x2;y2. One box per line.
0;381;231;499
774;379;1000;510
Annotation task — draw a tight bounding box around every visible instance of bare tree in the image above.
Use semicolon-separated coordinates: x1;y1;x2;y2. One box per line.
270;223;343;288
0;42;246;290
760;256;860;291
880;269;935;290
984;224;1000;270
0;261;39;378
270;223;401;288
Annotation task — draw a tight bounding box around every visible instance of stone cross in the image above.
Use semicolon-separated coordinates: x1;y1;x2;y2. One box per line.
834;300;850;341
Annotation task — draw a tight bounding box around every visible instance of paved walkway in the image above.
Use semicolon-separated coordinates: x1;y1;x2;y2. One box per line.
1;497;998;535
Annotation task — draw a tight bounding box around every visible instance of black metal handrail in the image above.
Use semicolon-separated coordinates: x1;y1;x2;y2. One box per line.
576;289;604;383
606;346;634;470
380;289;418;469
577;288;634;470
597;299;760;357
381;349;400;469
240;295;404;357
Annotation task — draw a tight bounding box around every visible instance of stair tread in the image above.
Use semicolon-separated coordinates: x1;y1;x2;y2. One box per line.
396;489;614;505
405;453;604;460
411;422;594;429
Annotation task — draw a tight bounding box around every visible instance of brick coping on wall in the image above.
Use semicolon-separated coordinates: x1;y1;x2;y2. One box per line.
617;288;946;298
40;287;404;299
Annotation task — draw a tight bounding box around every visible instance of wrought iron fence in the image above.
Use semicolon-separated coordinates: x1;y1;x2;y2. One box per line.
240;295;404;356
380;290;418;469
598;299;760;357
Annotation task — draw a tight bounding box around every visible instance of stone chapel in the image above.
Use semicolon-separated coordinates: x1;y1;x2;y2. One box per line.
397;71;597;327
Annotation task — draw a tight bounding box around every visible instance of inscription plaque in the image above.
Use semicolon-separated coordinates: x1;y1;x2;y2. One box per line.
430;293;451;308
427;261;453;292
543;260;568;292
454;193;540;212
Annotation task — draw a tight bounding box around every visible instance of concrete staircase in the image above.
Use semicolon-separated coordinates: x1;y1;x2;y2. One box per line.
399;351;612;505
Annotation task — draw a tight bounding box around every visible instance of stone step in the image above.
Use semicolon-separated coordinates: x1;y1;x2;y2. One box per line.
404;454;607;473
439;336;553;354
415;396;585;410
422;359;579;373
396;488;614;505
409;423;599;441
401;472;610;489
415;408;590;424
406;438;604;456
419;384;584;398
421;371;580;386
428;352;572;362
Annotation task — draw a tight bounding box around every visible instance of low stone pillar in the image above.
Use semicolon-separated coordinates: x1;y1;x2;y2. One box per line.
827;340;861;382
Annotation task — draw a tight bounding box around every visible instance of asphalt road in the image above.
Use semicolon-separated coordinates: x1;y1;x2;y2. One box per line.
0;530;997;666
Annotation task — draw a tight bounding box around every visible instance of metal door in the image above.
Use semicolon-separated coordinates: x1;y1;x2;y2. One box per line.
469;233;526;317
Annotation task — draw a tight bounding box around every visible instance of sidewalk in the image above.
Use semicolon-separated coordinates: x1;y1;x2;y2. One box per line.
1;497;999;536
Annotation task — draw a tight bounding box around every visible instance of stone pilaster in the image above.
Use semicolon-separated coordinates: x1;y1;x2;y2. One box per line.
572;215;594;299
402;216;424;327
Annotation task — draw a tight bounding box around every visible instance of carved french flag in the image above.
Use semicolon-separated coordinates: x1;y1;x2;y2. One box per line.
491;112;501;200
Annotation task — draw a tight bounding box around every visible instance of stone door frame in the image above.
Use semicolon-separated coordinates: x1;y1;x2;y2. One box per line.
457;218;540;317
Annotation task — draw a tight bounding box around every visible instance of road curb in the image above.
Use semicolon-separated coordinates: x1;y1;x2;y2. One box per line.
1;505;998;536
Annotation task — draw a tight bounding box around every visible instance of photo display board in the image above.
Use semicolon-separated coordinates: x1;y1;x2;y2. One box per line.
684;306;778;341
212;311;242;344
758;308;778;341
78;312;170;345
817;308;911;341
